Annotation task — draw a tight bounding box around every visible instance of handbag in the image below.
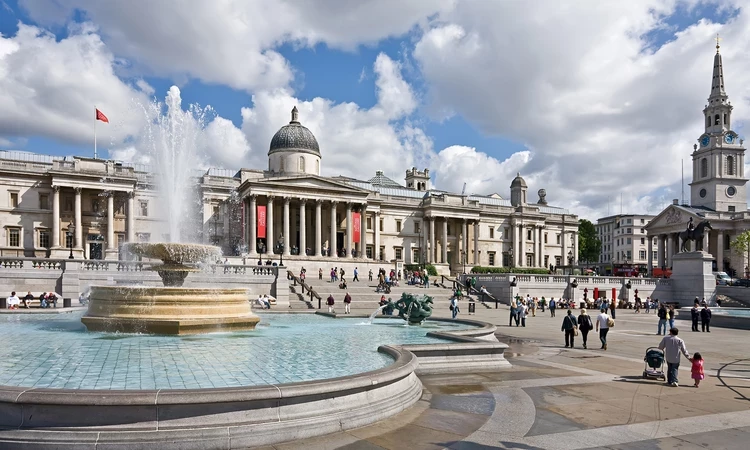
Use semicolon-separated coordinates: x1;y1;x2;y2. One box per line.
607;317;615;328
573;327;579;336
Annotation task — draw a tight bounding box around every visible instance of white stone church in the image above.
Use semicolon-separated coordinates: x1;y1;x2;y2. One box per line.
0;109;579;276
646;41;750;277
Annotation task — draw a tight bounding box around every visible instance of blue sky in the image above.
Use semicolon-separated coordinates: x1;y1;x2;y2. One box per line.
0;1;747;218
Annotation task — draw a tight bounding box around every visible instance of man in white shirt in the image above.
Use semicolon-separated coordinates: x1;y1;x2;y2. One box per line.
595;308;610;351
658;327;691;387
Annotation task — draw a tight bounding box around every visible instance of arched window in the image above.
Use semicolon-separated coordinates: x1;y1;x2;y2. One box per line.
298;156;305;172
706;116;711;127
715;114;720;125
727;155;735;175
280;157;285;173
724;114;728;125
701;158;708;178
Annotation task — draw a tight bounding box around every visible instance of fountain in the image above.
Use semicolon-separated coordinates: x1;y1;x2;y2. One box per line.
391;292;434;324
81;243;260;334
80;88;259;335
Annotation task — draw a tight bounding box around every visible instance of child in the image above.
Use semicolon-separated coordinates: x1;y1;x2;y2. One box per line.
691;352;704;388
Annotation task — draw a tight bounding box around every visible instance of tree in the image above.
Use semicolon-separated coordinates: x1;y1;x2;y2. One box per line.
578;219;601;265
730;230;750;278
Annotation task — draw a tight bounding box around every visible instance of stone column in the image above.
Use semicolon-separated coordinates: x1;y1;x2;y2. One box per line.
374;211;381;261
330;201;338;257
299;199;307;257
442;218;448;264
266;196;274;254
429;217;438;264
248;195;257;256
666;234;673;268
519;225;526;267
574;232;579;266
52;186;60;248
345;202;353;258
561;229;567;270
106;192;115;250
315;200;323;257
717;232;724;272
539;226;545;268
473;221;479;265
74;187;83;249
359;204;367;259
703;228;710;253
127;191;135;243
657;234;665;268
462;219;468;267
647;236;653;275
283;197;290;256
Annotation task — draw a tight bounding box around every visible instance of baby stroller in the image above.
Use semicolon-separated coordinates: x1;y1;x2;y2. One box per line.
643;347;666;380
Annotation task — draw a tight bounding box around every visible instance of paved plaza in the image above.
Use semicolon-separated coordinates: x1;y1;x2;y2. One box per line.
264;306;750;449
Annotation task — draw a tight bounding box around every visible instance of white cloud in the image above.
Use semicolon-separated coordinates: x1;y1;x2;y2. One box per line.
433;146;531;196
19;0;453;92
412;0;750;216
240;53;432;181
0;23;150;147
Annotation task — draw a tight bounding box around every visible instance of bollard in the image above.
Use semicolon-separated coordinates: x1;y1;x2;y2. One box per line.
468;302;476;314
63;298;72;308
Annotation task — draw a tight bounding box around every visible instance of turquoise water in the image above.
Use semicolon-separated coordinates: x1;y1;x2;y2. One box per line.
0;312;469;390
714;308;750;317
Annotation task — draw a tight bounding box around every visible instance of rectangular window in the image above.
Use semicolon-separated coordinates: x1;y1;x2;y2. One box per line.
653;251;657;260
641;237;645;244
504;227;508;239
412;248;420;263
117;234;126;248
8;228;20;247
379;218;384;232
39;194;49;210
627;238;631;244
414;221;421;234
366;217;372;230
38;229;50;248
366;245;373;259
729;206;736;212
394;247;403;260
396;220;402;233
502;252;511;267
544;233;548;243
379;245;385;261
447;225;452;236
92;199;100;213
9;192;18;208
64;196;73;212
639;250;646;260
527;229;533;240
641;218;645;224
489;227;494;239
139;200;149;217
725;234;731;250
556;234;561;244
640;228;645;234
488;252;495;266
544;255;549;268
627;228;632;234
555;256;561;267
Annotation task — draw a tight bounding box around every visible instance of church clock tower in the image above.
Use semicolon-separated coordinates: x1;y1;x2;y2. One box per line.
690;36;748;212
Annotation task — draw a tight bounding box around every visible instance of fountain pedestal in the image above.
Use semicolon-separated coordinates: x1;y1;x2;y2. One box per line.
81;243;260;334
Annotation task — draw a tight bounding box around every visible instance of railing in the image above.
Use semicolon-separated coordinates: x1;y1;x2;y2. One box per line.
0;258;69;270
287;270;322;308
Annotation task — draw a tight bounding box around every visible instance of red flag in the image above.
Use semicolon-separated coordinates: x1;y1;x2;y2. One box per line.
352;212;361;242
257;205;267;239
96;108;109;123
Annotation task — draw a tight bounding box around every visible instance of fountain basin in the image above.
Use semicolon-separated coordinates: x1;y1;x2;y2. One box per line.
81;285;259;334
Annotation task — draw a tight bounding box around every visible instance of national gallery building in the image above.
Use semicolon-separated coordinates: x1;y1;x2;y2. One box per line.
0;108;578;275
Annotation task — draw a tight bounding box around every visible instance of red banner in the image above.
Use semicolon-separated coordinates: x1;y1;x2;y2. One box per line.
352;212;361;242
257;205;267;239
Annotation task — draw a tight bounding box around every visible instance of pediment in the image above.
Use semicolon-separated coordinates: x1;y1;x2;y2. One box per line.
243;175;371;196
646;205;705;231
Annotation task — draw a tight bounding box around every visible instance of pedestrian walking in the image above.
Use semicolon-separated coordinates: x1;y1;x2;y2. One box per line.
595;308;611;350
645;296;651;314
353;267;359;282
668;305;676;329
609;299;616;319
319;268;323;280
369;269;373;281
700;304;712;332
657;303;668;335
561;310;577;348
577;308;594;349
691;352;704;388
549;298;557;317
539;297;546;312
518;301;527;327
326;294;335;314
343;292;352;314
509;300;519;327
690;302;700;332
658;328;690;387
529;297;537;317
450;296;460;319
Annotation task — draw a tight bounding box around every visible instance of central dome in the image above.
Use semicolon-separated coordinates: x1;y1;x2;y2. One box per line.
268;106;320;157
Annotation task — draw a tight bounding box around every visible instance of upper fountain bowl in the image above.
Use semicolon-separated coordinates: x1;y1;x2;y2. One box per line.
123;243;222;264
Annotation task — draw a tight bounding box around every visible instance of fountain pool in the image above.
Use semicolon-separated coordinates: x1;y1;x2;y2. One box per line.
0;312;475;390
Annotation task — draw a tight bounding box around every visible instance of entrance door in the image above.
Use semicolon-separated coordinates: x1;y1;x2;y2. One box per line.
89;242;103;260
336;231;345;257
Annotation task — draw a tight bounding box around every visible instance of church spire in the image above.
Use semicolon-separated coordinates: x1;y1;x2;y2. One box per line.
709;33;727;100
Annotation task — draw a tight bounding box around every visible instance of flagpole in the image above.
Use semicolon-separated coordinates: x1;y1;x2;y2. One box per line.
94;106;98;159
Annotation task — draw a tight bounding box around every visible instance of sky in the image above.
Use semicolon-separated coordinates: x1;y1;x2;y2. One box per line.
0;0;748;221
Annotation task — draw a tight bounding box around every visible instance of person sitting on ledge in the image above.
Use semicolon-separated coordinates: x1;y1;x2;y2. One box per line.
41;292;58;308
339;279;348;290
6;291;20;309
22;291;34;309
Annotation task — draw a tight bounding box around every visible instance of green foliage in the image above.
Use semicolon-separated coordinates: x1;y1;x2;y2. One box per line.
730;230;750;255
578;219;601;264
470;266;550;274
404;264;438;276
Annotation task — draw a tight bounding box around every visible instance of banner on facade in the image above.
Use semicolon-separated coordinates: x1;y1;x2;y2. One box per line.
353;212;361;242
257;205;267;239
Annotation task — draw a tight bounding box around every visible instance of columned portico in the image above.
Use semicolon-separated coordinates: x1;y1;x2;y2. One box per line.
105;192;116;259
330;201;338;257
647;236;653;274
519;224;525;267
666;234;674;268
717;232;724;272
248;195;257;256
462;219;468;267
52;186;60;248
266;196;274;253
374;211;381;261
473;221;479;265
299;199;307;256
315;200;322;257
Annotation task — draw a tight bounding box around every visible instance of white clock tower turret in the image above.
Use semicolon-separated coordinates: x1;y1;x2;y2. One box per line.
689;36;747;213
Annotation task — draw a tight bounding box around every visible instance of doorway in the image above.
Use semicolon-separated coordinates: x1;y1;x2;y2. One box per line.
89;242;103;260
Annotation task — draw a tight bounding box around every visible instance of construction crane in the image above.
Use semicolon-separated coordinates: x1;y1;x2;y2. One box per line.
461;182;466;196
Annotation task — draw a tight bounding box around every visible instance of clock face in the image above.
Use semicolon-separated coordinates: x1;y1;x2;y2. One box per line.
727;186;737;197
699;188;707;198
700;136;710;147
725;134;735;144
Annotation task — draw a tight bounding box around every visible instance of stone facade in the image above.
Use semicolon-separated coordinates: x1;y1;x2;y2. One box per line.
0;110;578;275
596;214;656;275
646;44;750;277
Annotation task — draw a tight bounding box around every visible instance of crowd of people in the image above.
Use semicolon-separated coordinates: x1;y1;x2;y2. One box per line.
5;291;59;309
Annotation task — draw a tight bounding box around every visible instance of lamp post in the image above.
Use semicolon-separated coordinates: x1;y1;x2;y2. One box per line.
567;250;574;275
279;235;284;266
67;224;76;259
508;246;514;272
